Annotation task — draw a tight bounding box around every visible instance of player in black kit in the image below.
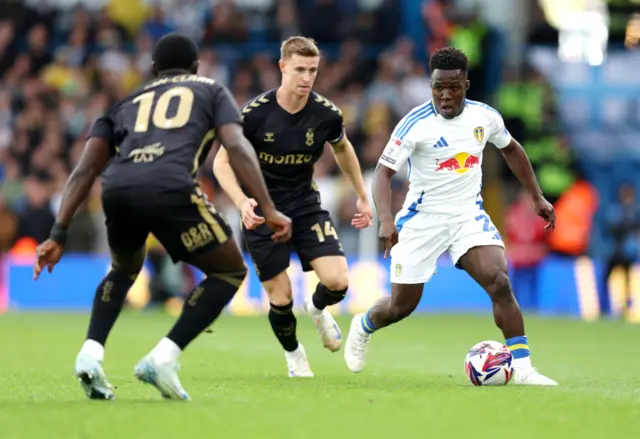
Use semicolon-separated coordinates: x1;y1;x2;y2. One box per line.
214;36;373;377
32;34;291;400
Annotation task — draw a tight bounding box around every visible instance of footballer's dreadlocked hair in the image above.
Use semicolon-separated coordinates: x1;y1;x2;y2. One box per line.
152;33;199;73
429;47;468;73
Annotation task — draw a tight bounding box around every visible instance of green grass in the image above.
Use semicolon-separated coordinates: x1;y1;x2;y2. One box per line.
1;312;639;439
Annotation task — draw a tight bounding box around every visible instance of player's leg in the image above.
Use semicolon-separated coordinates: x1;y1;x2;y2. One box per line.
344;214;450;372
294;212;348;352
75;194;149;400
344;282;425;373
262;270;313;377
306;255;348;351
245;222;313;377
134;188;249;399
135;239;248;399
455;244;557;386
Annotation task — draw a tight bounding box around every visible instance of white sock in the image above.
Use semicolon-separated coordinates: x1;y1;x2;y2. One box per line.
285;344;303;357
307;297;324;317
150;337;182;363
80;339;105;362
514;356;533;370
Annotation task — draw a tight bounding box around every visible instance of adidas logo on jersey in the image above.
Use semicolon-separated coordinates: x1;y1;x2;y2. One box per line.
432;137;449;148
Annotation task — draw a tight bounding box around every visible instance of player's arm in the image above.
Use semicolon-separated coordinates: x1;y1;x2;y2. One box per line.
213;146;249;209
56;137;112;229
500;139;543;201
493;122;556;229
217;124;278;218
34;126;114;279
217;123;291;241
372;164;396;226
330;135;368;201
211;87;270;210
328;114;373;229
373;134;414;257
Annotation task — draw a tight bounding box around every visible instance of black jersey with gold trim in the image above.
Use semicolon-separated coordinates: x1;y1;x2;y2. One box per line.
241;89;344;217
88;74;241;198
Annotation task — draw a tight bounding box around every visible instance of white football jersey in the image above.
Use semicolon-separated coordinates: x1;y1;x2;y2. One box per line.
378;99;512;216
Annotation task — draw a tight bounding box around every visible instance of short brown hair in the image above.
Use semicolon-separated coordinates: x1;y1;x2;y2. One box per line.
280;36;320;60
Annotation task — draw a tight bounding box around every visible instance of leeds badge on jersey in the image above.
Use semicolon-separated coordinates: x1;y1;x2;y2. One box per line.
473;127;484;143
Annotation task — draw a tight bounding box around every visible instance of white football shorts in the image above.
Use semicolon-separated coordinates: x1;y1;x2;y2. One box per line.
389;209;505;284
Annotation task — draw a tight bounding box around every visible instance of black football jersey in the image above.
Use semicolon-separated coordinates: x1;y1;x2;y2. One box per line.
88;73;242;196
241;89;344;217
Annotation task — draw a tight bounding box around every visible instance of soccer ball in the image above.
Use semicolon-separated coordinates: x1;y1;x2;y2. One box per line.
464;340;513;386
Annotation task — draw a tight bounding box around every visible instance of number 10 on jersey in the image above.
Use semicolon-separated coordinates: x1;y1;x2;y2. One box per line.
132;86;194;132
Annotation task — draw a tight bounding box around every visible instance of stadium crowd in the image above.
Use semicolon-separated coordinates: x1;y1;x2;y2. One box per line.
0;0;490;254
1;0;635;309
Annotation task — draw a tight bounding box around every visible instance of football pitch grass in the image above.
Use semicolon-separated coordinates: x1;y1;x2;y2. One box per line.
1;312;639;439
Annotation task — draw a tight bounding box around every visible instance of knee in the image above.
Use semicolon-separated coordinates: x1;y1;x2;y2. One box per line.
486;270;513;302
110;261;142;278
320;266;349;292
111;249;145;276
322;274;349;293
264;273;293;306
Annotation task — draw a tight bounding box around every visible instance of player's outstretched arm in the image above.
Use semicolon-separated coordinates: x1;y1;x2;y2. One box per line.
331;135;368;199
213;146;250;210
217;123;292;241
57;137;113;228
372;163;398;258
330;135;373;228
500;139;556;229
34;137;112;279
213;144;266;230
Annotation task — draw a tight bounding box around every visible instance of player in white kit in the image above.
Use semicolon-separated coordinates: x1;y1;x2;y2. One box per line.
344;47;558;385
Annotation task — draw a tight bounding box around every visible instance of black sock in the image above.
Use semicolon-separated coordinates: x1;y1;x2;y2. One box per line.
167;270;245;350
86;270;137;345
268;301;298;352
311;283;348;310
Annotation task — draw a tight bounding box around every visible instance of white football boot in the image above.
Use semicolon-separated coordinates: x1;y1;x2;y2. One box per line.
304;296;342;352
512;367;558;386
134;355;190;400
285;343;314;378
75;354;115;400
344;313;371;373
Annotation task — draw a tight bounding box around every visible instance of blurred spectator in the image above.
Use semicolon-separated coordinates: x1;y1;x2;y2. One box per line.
299;0;344;44
548;180;599;258
26;24;52;76
269;0;301;42
142;5;175;41
449;10;489;101
15;176;55;245
202;1;248;44
0;21;17;77
422;0;453;54
0;196;17;253
602;184;640;317
505;190;549;311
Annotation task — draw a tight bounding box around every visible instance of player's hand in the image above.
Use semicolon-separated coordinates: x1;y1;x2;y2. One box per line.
33;239;64;280
378;219;398;258
533;196;556;230
264;208;292;243
241;198;265;230
351;197;373;229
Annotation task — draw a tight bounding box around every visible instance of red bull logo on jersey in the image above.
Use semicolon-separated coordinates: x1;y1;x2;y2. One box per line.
435;152;481;174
